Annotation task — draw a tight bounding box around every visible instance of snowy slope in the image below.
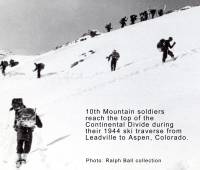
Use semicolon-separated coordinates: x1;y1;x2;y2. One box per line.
0;6;200;170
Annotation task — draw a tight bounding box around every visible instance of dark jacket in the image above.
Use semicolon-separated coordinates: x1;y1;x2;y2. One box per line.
0;61;8;69
36;115;43;128
108;51;120;61
33;63;45;71
162;40;176;51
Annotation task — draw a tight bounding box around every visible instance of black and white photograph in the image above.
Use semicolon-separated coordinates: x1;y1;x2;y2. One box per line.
0;0;200;170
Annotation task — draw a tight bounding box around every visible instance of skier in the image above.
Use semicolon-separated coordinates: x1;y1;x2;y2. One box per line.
33;63;45;78
158;9;164;16
10;98;42;168
107;50;120;71
130;14;137;25
9;59;19;67
157;37;176;63
139;12;145;21
149;9;157;18
0;60;8;76
10;98;26;127
105;23;113;32
143;11;148;21
119;17;128;28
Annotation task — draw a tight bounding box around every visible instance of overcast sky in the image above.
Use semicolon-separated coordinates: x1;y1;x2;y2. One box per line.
0;0;199;55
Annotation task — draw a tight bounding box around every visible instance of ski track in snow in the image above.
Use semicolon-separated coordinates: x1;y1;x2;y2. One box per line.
31;134;70;153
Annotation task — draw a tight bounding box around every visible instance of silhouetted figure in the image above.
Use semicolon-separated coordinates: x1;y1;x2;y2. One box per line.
143;11;148;20
107;50;120;71
105;23;113;32
140;12;145;21
158;9;164;16
140;11;148;21
149;9;157;18
120;17;128;28
88;30;100;37
0;60;8;76
9;59;19;67
157;37;176;63
130;15;137;25
33;63;45;78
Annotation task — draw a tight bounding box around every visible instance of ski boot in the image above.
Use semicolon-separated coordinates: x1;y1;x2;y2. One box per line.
16;154;22;168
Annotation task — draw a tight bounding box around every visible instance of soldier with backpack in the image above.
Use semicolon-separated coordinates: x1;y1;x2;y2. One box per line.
0;60;8;75
119;17;128;28
33;63;45;78
130;14;137;25
157;37;176;63
107;49;120;71
10;98;42;168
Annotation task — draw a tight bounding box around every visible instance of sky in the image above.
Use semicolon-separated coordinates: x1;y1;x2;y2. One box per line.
0;0;199;55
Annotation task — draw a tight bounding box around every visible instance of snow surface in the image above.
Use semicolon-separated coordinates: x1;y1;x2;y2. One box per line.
0;6;200;170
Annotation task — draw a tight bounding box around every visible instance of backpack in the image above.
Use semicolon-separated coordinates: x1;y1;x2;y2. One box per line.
157;39;165;50
39;63;45;70
16;108;36;128
3;61;8;67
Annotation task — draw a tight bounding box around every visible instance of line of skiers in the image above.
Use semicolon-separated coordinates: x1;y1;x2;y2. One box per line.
7;40;175;166
105;8;164;32
0;59;19;76
1;37;176;76
0;61;45;78
10;98;42;168
107;36;176;71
